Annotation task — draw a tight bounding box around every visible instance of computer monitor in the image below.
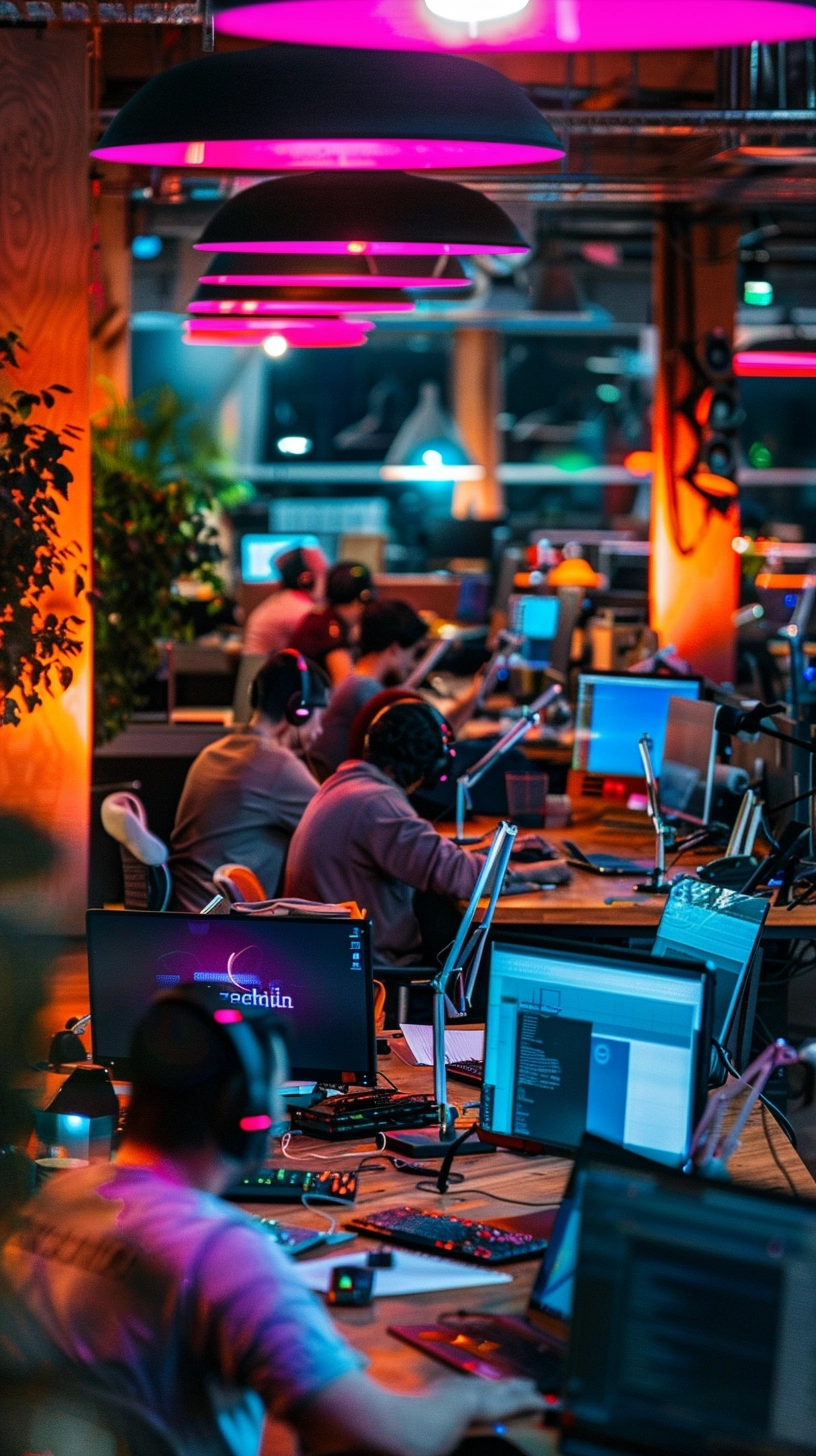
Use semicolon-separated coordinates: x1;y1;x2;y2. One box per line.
563;1159;816;1456
652;876;768;1073
480;939;712;1165
508;595;560;667
86;910;376;1085
240;533;323;584
572;673;701;779
659;697;719;824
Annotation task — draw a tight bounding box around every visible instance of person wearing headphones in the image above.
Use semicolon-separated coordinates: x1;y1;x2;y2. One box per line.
310;599;428;778
289;561;374;687
284;699;569;965
242;545;327;659
0;991;542;1456
170;650;329;910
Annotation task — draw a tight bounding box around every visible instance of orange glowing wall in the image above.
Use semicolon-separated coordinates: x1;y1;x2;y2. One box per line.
0;32;92;931
650;215;740;685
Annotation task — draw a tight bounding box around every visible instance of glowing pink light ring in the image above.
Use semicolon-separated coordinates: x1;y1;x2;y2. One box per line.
734;351;816;377
92;138;561;169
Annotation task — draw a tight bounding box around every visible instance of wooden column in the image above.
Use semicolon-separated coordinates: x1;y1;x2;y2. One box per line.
650;212;741;684
90;173;132;411
451;328;504;520
0;31;92;930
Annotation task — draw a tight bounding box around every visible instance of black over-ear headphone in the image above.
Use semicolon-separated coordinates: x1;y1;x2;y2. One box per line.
285;547;316;594
250;648;326;724
144;988;278;1164
364;697;454;790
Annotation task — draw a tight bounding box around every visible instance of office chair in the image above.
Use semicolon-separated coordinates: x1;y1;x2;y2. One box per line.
213;863;267;905
100;793;171;912
0;1375;180;1456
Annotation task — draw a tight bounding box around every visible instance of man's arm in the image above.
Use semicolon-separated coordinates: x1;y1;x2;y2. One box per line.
291;1368;544;1456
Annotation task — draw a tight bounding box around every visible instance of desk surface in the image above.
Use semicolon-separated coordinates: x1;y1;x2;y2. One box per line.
451;809;816;931
252;1052;815;1456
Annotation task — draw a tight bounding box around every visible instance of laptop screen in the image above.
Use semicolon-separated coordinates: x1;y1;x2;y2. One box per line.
86;910;376;1084
652;877;768;1054
563;1162;816;1456
480;941;710;1165
572;674;701;777
510;595;560;666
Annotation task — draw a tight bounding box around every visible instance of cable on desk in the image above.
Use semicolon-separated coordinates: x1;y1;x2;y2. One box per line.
761;1103;800;1199
279;1131;387;1160
713;1039;798;1150
429;1188;563;1208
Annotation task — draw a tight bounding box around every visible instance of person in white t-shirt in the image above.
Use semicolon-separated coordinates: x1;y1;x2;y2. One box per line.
0;994;541;1456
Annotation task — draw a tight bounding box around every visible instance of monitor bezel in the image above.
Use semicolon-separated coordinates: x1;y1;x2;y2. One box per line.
478;934;714;1161
86;908;378;1086
571;669;704;776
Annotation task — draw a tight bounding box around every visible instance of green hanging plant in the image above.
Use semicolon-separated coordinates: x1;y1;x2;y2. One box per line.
0;331;86;728
91;384;235;746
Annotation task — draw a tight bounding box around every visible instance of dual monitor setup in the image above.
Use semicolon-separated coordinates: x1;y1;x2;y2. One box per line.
88;870;768;1165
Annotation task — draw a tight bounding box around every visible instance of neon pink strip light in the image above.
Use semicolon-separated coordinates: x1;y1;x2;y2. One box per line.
195;241;525;256
188;298;414;314
239;1114;273;1131
92;137;561;168
183;321;371;347
201;269;470;288
185;316;374;334
214;1008;244;1023
214;0;816;51
734;351;816;377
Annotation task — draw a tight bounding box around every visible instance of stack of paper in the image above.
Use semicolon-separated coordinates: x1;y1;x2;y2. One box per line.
297;1248;511;1297
391;1024;484;1067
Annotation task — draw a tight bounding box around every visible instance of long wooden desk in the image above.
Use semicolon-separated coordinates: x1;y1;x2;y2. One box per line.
254;1052;815;1456
448;809;816;934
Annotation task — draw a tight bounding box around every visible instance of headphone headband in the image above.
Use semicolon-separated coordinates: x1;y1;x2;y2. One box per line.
364;697;454;791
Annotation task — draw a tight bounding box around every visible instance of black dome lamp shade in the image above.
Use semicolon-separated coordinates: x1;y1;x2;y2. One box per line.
91;44;563;171
189;283;416;314
200;251;473;289
194;172;529;256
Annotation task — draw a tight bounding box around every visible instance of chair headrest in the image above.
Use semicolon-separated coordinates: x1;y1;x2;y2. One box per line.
101;793;168;867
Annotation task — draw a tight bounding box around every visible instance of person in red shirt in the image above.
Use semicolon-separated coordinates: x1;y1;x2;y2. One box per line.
290;562;374;686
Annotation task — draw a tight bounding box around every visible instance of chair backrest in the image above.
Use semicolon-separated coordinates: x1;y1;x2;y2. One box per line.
100;793;171;912
213;863;267;905
0;1376;181;1456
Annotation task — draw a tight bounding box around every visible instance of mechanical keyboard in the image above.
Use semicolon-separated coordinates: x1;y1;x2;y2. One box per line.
346;1206;549;1264
447;1058;484;1086
226;1168;358;1203
292;1091;439;1141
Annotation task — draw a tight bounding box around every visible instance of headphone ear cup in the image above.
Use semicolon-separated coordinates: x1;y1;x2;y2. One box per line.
285;691;313;726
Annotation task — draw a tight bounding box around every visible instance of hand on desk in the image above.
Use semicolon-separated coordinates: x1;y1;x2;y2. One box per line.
502;860;572;894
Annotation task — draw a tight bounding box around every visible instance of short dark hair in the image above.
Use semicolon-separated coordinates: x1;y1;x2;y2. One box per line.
365;700;446;790
252;652;329;721
359;599;427;658
277;547;315;592
327;562;373;606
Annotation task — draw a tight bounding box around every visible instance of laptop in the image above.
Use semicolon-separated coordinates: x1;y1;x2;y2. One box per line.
561;1157;816;1456
652;876;768;1078
387;1139;664;1396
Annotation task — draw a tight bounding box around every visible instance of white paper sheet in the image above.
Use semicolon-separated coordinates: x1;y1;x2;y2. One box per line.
297;1248;511;1297
394;1024;485;1067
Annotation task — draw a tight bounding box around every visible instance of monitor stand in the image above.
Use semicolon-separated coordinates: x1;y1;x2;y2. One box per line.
383;1127;495;1159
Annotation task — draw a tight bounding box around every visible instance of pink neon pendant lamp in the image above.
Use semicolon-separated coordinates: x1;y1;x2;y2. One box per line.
188;283;415;315
200;253;473;290
195;172;529;258
91;44;563;170
183;318;373;346
734;351;816;377
212;0;816;52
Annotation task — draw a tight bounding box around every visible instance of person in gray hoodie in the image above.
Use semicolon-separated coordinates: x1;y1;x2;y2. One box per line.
284;699;569;965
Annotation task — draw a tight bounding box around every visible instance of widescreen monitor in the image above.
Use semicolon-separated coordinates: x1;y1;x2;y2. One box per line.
563;1160;816;1456
480;939;711;1165
652;876;768;1070
86;910;376;1084
572;673;700;778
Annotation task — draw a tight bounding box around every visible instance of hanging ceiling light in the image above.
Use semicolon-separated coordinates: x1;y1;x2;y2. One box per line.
91;44;563;170
381;381;484;482
195;172;529;258
200;252;473;290
188;283;415;315
212;0;816;51
183;319;372;347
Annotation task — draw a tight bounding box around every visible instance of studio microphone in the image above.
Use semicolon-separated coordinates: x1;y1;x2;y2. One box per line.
716;700;788;736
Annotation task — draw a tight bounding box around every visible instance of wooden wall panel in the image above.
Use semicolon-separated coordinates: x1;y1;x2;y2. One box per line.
0;31;91;931
451;328;504;521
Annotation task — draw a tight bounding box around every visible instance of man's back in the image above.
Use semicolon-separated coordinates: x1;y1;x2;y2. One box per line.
242;589;313;658
310;673;381;776
284;760;479;964
0;1164;359;1456
170;728;317;910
